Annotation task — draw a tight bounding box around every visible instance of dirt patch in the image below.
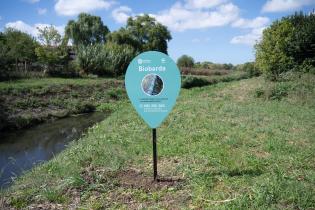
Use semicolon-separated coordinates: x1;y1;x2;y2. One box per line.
117;169;183;191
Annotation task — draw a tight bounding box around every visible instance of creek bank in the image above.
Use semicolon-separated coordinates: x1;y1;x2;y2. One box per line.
0;78;125;131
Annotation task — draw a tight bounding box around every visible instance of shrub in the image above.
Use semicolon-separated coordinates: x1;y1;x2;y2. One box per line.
103;42;136;76
255;12;315;81
181;76;210;88
76;43;135;77
236;62;261;77
177;55;195;68
76;44;105;76
255;83;292;100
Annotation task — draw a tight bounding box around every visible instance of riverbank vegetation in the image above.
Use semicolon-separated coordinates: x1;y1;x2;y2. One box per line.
0;78;125;131
1;76;314;209
0;10;315;209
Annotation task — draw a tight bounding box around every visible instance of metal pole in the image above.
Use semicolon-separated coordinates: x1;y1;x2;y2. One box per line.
152;128;158;181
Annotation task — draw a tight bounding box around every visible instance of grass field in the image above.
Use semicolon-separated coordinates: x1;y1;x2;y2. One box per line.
1;76;314;209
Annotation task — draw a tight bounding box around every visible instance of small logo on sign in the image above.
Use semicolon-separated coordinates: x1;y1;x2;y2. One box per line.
138;58;151;64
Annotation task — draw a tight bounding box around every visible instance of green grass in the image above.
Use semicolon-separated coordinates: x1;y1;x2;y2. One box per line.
1;77;314;209
0;78;125;130
182;70;250;88
0;78;117;91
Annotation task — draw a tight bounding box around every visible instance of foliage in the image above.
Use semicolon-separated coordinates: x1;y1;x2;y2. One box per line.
195;61;234;70
177;55;195;68
235;62;261;77
35;25;69;75
3;28;38;70
65;13;109;46
75;44;105;76
0;32;11;79
181;71;249;89
284;12;315;66
76;42;135;76
255;12;315;80
0;78;125;130
103;42;136;76
255;73;315;103
2;77;314;209
108;14;172;54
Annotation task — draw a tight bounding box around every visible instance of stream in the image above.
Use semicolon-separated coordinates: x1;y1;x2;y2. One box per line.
0;112;107;189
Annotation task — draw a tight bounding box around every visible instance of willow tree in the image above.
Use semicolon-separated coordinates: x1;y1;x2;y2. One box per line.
65;13;110;46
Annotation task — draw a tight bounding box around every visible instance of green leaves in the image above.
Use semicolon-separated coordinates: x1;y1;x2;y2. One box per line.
177;55;195;68
76;42;135;76
108;14;172;54
255;12;315;81
65;13;110;46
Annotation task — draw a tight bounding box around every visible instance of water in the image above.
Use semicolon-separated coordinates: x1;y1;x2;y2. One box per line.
0;112;107;188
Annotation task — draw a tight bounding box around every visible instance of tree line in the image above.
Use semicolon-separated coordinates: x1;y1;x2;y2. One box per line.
0;13;171;80
177;12;315;81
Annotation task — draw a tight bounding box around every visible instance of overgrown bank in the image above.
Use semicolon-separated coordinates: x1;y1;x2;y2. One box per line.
1;76;314;209
0;78;125;131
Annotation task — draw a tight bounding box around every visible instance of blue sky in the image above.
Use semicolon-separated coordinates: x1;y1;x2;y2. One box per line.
0;0;314;64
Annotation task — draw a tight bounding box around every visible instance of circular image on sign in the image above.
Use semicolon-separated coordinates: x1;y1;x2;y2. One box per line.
141;74;164;96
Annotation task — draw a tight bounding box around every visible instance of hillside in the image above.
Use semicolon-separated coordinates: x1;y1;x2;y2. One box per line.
1;77;314;209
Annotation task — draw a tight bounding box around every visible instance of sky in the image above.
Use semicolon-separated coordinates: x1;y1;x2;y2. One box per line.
0;0;314;64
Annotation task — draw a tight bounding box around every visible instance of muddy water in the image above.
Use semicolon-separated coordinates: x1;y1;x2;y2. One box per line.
0;112;107;188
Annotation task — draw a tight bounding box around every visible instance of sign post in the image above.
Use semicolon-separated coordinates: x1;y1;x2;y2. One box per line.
152;128;157;180
125;51;181;181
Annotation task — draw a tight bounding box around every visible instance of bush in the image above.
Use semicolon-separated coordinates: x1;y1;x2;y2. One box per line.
177;55;194;68
255;83;292;100
76;44;105;76
76;43;135;77
103;42;135;76
236;62;261;77
255;12;315;81
182;76;211;88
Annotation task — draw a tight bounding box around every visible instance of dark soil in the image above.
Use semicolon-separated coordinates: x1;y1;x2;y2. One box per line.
116;169;183;191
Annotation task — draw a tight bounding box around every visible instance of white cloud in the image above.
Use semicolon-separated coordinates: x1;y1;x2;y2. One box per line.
184;0;227;9
230;27;266;46
112;6;132;24
152;2;239;31
109;0;269;46
37;8;47;15
230;16;270;46
232;16;269;28
5;21;64;37
55;0;114;16
111;0;239;31
262;0;315;13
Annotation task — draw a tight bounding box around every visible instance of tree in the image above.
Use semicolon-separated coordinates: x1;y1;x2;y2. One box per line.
255;12;315;80
0;32;11;79
65;13;110;46
255;19;295;80
108;14;172;54
4;28;37;71
35;25;68;75
177;55;195;68
284;12;315;65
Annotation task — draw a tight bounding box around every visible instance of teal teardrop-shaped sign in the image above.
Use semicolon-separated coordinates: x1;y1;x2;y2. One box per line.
125;51;181;128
